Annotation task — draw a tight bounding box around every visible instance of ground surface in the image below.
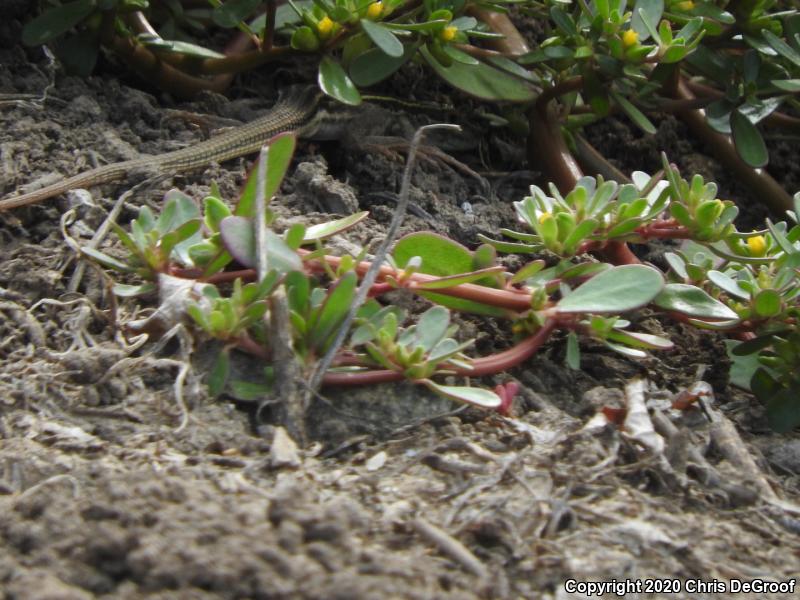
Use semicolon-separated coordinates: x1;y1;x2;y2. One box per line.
1;16;800;600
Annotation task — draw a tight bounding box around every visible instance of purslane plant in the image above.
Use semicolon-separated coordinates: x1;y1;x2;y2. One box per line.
84;134;800;430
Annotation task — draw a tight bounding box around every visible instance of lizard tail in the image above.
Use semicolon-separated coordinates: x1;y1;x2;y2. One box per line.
0;161;138;212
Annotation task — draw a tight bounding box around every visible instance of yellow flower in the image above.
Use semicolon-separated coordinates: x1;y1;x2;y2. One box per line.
366;1;383;20
317;16;334;38
538;211;552;224
676;0;695;10
622;29;639;48
440;25;458;43
747;234;767;257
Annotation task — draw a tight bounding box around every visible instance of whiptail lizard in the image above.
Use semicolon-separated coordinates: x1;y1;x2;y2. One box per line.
0;86;334;212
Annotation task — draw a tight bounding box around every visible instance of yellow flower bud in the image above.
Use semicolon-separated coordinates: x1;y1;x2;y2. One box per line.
622;29;639;48
538;211;552;224
366;1;383;20
440;25;458;43
747;234;767;257
676;0;694;10
317;16;334;38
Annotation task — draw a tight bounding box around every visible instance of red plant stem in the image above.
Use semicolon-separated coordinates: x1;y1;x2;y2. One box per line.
535;77;584;113
322;319;558;386
593;240;641;265
235;332;270;359
106;13;291;97
528;101;585;195
573;134;632;184
528;78;643;269
177;255;534;312
304;252;534;312
263;0;277;50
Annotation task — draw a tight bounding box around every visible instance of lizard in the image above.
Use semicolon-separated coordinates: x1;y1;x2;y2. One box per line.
0;85;337;212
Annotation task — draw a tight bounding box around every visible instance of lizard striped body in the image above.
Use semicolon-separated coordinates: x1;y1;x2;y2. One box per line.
0;86;328;212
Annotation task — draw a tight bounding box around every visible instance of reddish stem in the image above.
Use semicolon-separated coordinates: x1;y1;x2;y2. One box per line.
322;319;558;386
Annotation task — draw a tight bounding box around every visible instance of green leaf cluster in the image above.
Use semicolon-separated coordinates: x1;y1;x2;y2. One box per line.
484;171;669;256
82;189;201;296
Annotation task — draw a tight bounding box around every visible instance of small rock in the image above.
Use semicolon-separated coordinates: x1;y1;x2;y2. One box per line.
270;427;301;468
365;451;387;471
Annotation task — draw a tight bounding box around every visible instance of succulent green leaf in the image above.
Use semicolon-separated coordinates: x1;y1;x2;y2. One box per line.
415;306;450;352
694;199;722;229
351;306;405;346
285;223;306;250
213;0;261;28
303;211;369;242
631;0;663;41
22;0;95;46
286;271;310;314
361;19;404;58
237;133;297;217
664;252;688;279
441;45;480;65
669;202;694;228
772;79;800;91
420;45;536;102
291;26;321;51
422;380;502;408
610;90;657;134
607;218;643;238
753;289;782;318
229;380;273;401
550;7;578;37
654;283;739;319
707;270;749;299
53;32;99;77
556;265;664;313
381;19;449;33
661;44;688;63
152;40;226;59
203;251;234;278
762;29;800;68
208;349;231;397
725;339;762;390
204;195;232;231
766;387;800;433
350;45;415;86
219;216;302;273
730;109;768;168
308;272;358;352
562;218;598;255
558;261;611;282
766;219;797;255
607;328;674;349
658;19;672;46
393;232;473;276
158;190;199;234
161;219;203;265
319;56;362;106
566;331;580;370
510;260;546;284
477;236;539;254
689;3;733;25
